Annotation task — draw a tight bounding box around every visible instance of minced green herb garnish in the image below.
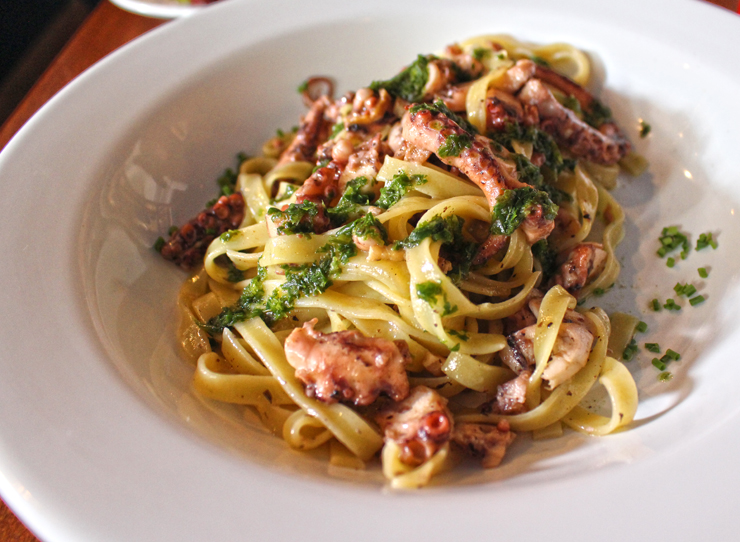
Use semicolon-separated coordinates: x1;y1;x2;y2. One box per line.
416;281;458;316
409;100;479;135
226;261;245;283
636;321;648;333
369;54;431;102
270;183;298;204
645;343;661;353
689;295;706;306
583;99;613;128
326;176;375;224
203;220;370;332
447;329;470;341
639;120;652;138
154;236;165;252
489;122;575;175
437;133;473;158
394;215;478;281
267;201;321;236
220;229;241;242
532;239;558;279
376;171;427;210
489;187;558;236
698;267;709;278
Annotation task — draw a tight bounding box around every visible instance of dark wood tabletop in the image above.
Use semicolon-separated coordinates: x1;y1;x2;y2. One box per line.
0;0;737;539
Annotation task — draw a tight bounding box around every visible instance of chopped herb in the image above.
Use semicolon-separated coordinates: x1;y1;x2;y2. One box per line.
622;339;638;361
369;54;431;102
394;215;478;281
530;55;550;67
665;349;681;361
312;159;330;173
329;121;344;139
168;225;179;236
666;257;675;268
270;183;298;204
593;287;606;296
415;281;457;316
154;236;165;252
226;261;245;283
409;100;479;135
297;80;308;93
326;176;375;224
348;213;388;245
673;282;697;297
652;358;667;371
202;266;268;333
651;298;661;311
220;229;241;242
636;321;648;333
583;99;613;128
489;122;574;175
489;187;558;236
689;295;706;306
696;232;718;250
204;228;217;236
639;120;651;138
698;267;709;278
472;47;490;61
437;133;473;158
645;343;661;353
447;329;470;341
267;201;321;236
376;171;428;210
658;371;674;382
657;226;690;260
532;239;558;279
450;343;461;352
663;298;681;311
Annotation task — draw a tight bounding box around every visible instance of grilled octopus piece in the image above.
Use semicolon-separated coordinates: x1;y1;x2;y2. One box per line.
160;193;245;269
376;386;453;467
284;319;410;406
277;95;333;166
499;304;595;390
452;420;516;468
550;242;607;296
401;105;555;257
518;78;630;165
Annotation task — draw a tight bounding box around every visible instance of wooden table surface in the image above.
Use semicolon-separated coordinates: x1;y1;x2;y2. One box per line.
0;0;737;539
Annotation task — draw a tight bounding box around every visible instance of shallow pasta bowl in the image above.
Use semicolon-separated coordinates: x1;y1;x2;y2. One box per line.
0;0;739;540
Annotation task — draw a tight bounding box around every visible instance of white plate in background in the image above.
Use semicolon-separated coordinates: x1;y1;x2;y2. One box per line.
110;0;223;19
0;0;739;540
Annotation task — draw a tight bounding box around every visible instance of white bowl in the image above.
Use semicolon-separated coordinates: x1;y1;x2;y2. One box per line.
1;0;739;540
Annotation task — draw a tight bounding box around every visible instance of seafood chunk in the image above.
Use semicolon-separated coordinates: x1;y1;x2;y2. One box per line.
160;193;245;269
499;306;595;389
551;242;607;295
284;319;410;406
278;96;333;165
452;421;516;468
518;78;630;165
494;370;531;415
376;386;453;467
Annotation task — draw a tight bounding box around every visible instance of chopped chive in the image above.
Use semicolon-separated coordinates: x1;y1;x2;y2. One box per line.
665;349;681;361
689;295;706;306
663;298;681;311
652;358;667;371
593;287;605;296
696;232;718;250
651;298;661;311
657;247;667;257
673;282;697;297
666;257;675;268
622;338;638;361
645;343;661;353
658;371;674;382
636;321;648;333
168;225;179;236
698;267;708;278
